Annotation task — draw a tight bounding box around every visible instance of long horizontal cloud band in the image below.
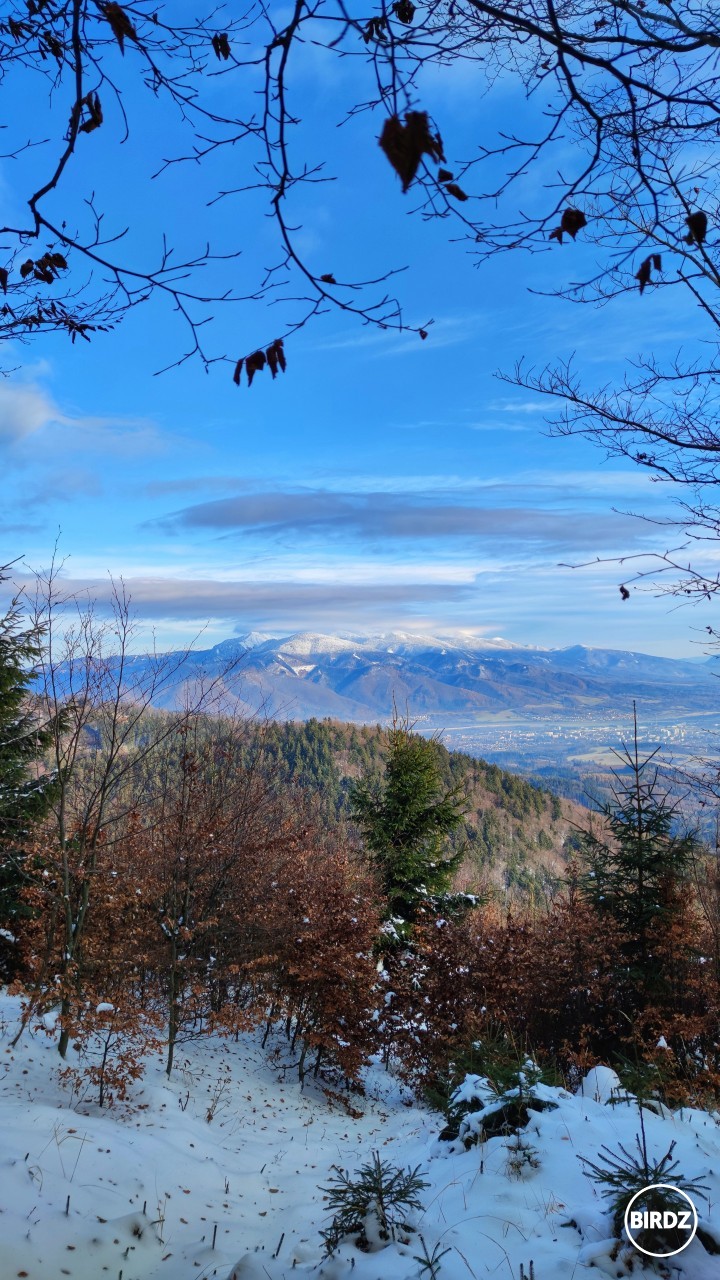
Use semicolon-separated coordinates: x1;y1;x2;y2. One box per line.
6;576;469;624
155;491;649;550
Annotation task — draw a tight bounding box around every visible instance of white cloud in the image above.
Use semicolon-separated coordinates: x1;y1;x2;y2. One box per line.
0;378;164;460
0;382;66;443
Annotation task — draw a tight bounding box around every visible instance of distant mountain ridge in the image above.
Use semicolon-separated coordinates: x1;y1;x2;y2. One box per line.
69;629;720;725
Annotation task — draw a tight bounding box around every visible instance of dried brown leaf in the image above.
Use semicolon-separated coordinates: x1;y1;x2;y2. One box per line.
685;210;708;245
246;350;266;387
363;16;387;43
212;32;230;60
379;111;445;193
234;339;285;387
265;338;286;378
392;0;416;23
635;256;653;293
103;3;136;53
560;208;587;240
78;92;103;133
549;208;587;243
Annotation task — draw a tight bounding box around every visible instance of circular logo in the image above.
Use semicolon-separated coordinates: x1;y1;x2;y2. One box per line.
623;1183;698;1258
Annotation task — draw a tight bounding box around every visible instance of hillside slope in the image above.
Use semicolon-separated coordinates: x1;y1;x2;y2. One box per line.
2;992;718;1280
233;718;584;901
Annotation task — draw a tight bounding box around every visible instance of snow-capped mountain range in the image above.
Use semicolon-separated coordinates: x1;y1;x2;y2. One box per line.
71;629;720;724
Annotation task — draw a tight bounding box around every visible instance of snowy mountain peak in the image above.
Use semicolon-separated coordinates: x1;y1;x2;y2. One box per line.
212;632;284;656
41;629;716;724
271;632;362;658
215;630;535;660
274;630;530;656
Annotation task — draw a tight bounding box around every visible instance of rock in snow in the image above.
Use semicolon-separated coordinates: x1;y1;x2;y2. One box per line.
580;1064;624;1104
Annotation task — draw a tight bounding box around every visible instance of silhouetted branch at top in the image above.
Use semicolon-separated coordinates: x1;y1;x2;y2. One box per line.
321;0;720;602
0;0;433;379
4;0;720;519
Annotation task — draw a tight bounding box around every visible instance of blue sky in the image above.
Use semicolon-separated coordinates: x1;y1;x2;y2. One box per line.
0;23;714;657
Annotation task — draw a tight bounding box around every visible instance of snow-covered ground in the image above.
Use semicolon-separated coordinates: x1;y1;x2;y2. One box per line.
2;992;720;1280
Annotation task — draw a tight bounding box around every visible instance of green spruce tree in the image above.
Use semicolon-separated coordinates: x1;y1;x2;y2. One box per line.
0;569;62;959
349;714;467;927
579;705;700;1002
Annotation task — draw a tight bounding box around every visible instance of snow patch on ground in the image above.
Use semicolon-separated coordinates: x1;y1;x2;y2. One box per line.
1;993;720;1280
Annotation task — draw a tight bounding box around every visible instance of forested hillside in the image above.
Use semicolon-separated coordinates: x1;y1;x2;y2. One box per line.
96;711;580;904
43;705;580;907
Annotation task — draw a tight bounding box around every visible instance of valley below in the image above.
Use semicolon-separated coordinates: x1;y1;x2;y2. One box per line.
58;628;720;809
